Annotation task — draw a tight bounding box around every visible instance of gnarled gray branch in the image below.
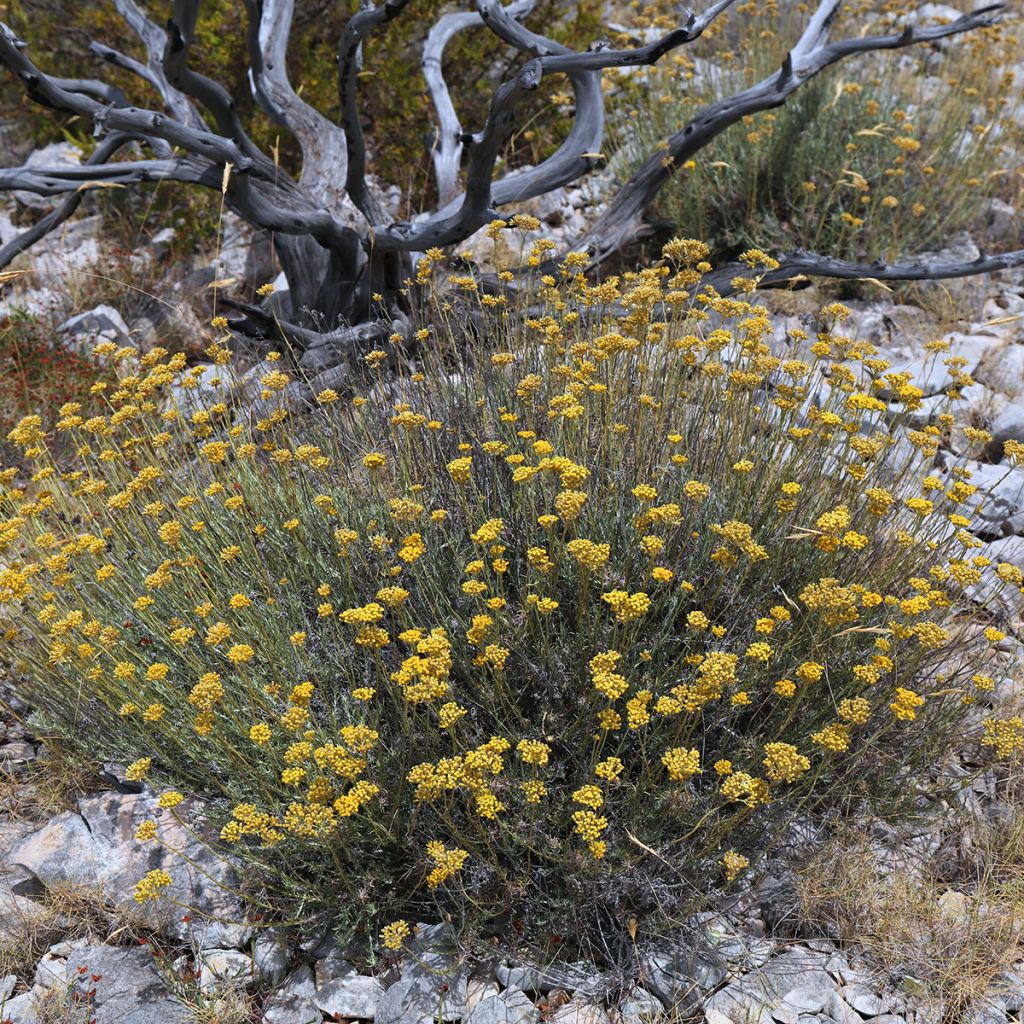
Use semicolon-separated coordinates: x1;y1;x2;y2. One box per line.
423;0;536;204
0;132;175;271
163;0;277;176
371;0;739;252
242;0;350;214
701;245;1024;298
338;0;414;225
108;0;205;131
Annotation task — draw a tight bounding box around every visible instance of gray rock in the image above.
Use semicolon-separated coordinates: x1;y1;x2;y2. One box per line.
886;334;993;398
253;930;291;985
957;459;1024;536
0;741;36;766
0;991;38;1024
199;949;255;992
466;976;501;1011
990;398;1024;455
496;962;604;997
64;944;191;1024
396;922;468;1014
998;966;1024;1013
703;950;837;1024
705;981;778;1024
262;965;321;1024
640;941;727;1009
58;305;131;354
617;985;664;1021
313;963;383;1019
0;889;57;948
976;344;1024;397
549;998;611;1024
376;972;465;1024
464;987;540;1024
772;984;832;1023
33;949;70;992
0;976;15;1001
828;991;867;1024
840;983;892;1016
261;993;322;1024
982;198;1020;247
12;791;250;949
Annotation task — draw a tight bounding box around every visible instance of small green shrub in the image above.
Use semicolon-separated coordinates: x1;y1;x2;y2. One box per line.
609;1;1022;265
2;237;1022;962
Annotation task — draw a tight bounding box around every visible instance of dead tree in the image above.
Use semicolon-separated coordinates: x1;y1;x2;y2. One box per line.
0;0;1019;373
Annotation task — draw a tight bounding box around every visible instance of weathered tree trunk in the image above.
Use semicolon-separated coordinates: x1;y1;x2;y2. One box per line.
0;0;1019;370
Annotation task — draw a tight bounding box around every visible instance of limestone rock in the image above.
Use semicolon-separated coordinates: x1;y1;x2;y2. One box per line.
199;949;255;992
496;962;604;997
376;972;465;1024
313;962;383;1019
63;943;190;1024
549;998;611;1024
11;791;250;949
464;986;540;1024
262;965;321;1024
58;305;131;355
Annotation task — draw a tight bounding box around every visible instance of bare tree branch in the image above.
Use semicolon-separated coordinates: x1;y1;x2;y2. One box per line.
221;293;389;359
0;133;162;271
242;0;351;214
338;0;414;225
108;0;206;131
0;155;221;196
0;23;256;170
48;75;128;107
423;0;536;204
371;0;740;251
580;0;1007;263
702;245;1024;298
163;0;277;176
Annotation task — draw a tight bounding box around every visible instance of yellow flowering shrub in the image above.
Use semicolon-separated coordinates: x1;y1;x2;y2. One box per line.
0;237;1018;958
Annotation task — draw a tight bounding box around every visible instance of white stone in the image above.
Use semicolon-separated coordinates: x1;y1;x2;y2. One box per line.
12;792;250;949
313;965;384;1019
199;949;255;992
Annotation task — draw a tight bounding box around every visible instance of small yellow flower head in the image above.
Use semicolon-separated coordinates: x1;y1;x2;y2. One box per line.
381;920;411;950
516;739;550;766
135;820;158;842
762;742;810;783
595;757;624;781
447;456;473;484
125;757;152;782
520;779;547;804
363;452;386;471
134;868;172;903
662;747;701;782
249;723;272;745
722;850;750;882
795;661;824;684
601;589;651;623
439;702;467;729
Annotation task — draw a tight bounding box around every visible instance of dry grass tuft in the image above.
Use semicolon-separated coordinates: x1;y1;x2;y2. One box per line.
796;777;1024;1022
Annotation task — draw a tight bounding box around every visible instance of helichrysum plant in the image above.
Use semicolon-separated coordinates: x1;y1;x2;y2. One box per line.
2;231;1022;961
